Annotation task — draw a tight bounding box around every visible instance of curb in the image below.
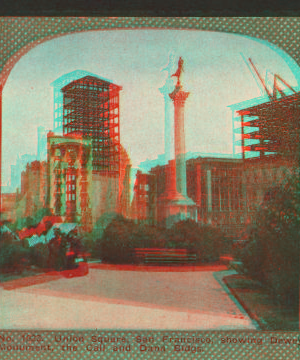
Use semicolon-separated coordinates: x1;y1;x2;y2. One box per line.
213;270;260;330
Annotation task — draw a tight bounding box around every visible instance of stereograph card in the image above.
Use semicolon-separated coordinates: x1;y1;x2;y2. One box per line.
0;16;299;359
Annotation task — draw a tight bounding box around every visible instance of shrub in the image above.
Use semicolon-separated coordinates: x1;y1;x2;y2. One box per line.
0;233;30;273
30;243;50;269
95;217;138;263
94;218;170;264
240;170;300;307
240;232;265;281
94;218;226;264
46;229;84;271
81;234;95;257
166;220;225;263
198;225;225;262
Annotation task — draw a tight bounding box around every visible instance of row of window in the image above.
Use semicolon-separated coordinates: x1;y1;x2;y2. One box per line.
55;190;76;200
138;184;149;191
56;175;76;184
64;101;102;110
73;83;110;89
54;103;63;109
67;193;76;201
54;121;63;128
67;175;76;181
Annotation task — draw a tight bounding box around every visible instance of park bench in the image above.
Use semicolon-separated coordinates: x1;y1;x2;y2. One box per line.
134;248;197;264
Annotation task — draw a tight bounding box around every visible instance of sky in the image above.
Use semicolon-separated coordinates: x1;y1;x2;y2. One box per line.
2;29;300;186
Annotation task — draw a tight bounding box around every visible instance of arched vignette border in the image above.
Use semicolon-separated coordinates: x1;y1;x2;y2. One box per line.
0;16;299;208
0;16;299;360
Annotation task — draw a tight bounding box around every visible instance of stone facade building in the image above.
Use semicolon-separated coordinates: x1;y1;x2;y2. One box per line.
48;133;93;228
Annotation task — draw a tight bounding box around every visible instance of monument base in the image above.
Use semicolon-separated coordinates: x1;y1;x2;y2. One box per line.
158;192;197;228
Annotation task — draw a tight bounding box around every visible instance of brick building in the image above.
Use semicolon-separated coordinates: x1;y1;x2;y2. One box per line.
131;171;157;225
0;193;17;223
20;160;48;218
132;157;245;238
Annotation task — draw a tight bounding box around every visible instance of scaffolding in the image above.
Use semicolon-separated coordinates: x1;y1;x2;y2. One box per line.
234;92;300;161
51;70;99;133
62;76;122;175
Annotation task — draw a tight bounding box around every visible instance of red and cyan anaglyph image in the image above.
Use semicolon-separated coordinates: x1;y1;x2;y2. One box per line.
0;19;298;358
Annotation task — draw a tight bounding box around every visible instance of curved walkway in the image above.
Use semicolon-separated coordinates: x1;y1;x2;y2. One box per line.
0;265;257;330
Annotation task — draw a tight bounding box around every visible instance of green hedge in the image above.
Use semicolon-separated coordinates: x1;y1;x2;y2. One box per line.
94;218;225;264
166;221;225;262
0;232;30;273
29;243;50;269
240;172;300;307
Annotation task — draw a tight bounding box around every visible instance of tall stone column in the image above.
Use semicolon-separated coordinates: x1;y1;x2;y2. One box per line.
169;86;189;197
158;57;181;201
159;79;175;165
159;80;178;198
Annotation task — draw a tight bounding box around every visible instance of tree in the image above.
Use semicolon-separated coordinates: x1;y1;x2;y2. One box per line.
166;220;225;262
95;218;169;263
94;218;226;264
94;217;138;263
241;168;300;306
47;229;69;270
0;231;30;273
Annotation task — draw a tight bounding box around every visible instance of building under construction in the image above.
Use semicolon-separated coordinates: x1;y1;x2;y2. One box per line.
229;58;300;228
233;58;300;161
236;92;300;161
51;70;100;134
61;76;122;175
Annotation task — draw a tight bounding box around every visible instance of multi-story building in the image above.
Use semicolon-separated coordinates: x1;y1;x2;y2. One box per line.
186;157;245;237
0;193;17;223
50;70;99;134
8;153;37;194
10;164;19;192
133;157;244;237
242;156;295;221
132;171;157;225
58;75;132;224
19;160;48;218
118;145;132;219
232;90;300;222
48;132;93;227
132;90;300;237
61;75;122;175
234;92;300;161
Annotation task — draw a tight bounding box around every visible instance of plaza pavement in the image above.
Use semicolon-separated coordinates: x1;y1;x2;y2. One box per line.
0;264;257;330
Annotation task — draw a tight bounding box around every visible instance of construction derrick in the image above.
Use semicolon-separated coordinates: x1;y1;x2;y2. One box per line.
62;76;122;175
235;58;300;160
